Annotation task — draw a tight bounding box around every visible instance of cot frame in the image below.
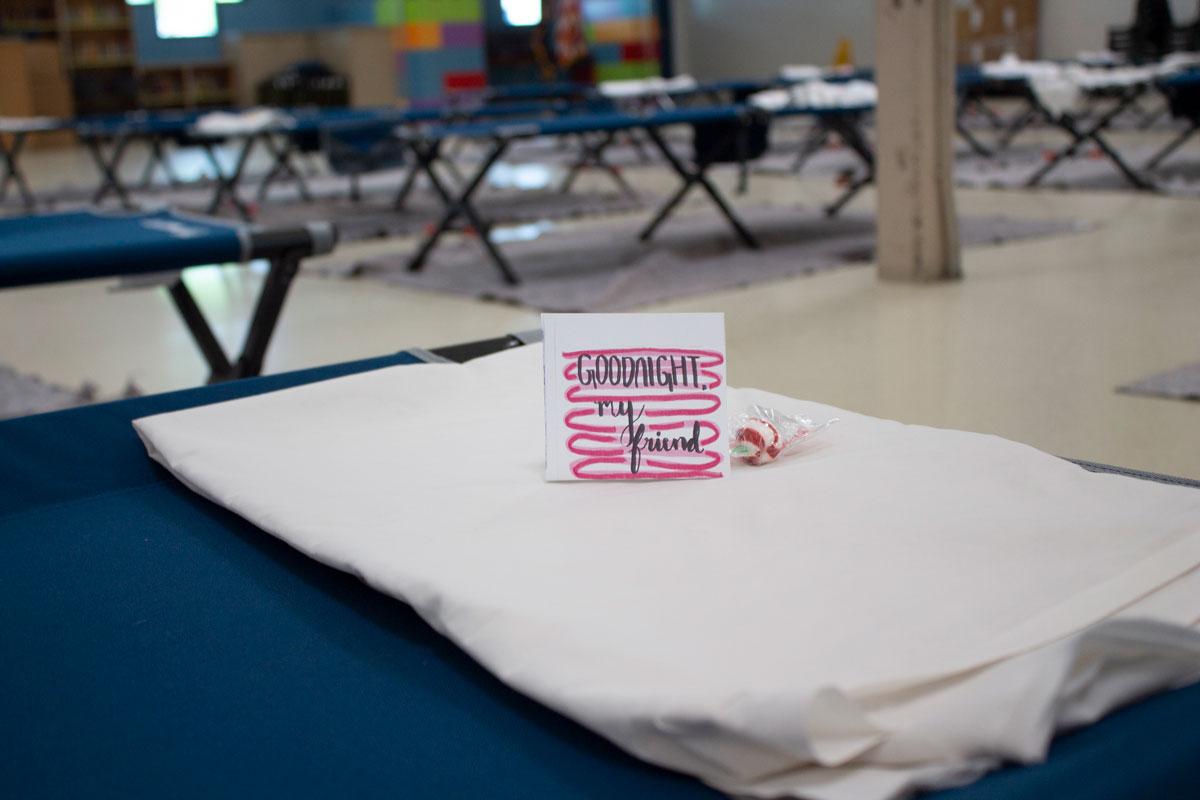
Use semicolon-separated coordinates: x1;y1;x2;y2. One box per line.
398;111;768;286
0;131;36;210
79;127;186;208
1024;84;1155;190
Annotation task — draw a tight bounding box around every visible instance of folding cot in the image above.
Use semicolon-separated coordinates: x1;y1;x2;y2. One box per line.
957;56;1200;188
0;116;74;211
74;101;620;220
955;63;1164;159
963;63;1167;188
395;102;875;285
1021;70;1163;189
208;100;641;217
0;208;335;382
76;107;403;218
2;332;1198;800
169;108;354;220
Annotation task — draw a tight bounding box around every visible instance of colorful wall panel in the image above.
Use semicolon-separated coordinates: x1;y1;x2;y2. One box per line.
581;0;660;82
380;0;485;104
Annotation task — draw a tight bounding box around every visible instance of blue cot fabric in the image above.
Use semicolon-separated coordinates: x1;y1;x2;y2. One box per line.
485;81;592;101
1;354;1198;799
0;209;245;289
1159;68;1200;88
75;110;205;139
421;104;749;141
0;353;722;800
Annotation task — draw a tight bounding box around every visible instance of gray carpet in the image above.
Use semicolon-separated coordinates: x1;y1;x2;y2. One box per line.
1118;362;1200;401
336;205;1086;311
0;365;96;420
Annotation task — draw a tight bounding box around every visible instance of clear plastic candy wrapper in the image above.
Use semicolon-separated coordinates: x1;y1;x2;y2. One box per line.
730;405;837;466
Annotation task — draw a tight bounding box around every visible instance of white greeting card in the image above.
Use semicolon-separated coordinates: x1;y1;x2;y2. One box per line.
542;313;728;481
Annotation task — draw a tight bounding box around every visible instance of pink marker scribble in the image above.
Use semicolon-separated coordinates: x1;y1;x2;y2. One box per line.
562;348;724;480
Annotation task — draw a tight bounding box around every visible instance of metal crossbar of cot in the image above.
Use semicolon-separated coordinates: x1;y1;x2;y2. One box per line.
0;130;37;210
166;238;306;383
1024;83;1157;190
1143;74;1200;172
789;109;876;215
954;78;1048;157
188;127;316;221
78;121;195;208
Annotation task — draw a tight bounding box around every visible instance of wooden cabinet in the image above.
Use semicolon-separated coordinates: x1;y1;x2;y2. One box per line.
138;62;236;109
0;0;138;116
0;37;74;148
956;0;1040;64
226;27;397;108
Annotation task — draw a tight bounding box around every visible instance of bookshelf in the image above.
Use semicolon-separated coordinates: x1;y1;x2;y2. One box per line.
138;62;236;109
0;1;60;38
1;0;238;116
60;0;137;113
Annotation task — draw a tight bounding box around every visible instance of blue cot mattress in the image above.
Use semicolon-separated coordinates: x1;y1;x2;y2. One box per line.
1;351;1197;799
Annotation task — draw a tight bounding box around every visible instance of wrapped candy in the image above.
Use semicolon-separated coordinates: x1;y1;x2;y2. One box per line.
730;405;836;466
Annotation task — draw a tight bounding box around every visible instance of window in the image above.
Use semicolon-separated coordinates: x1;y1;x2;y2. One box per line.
500;0;541;27
127;0;244;40
154;0;217;38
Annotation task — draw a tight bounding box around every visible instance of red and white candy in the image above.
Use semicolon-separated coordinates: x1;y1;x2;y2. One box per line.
733;417;782;465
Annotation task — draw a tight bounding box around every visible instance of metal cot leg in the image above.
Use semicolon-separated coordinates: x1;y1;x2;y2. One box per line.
638;125;759;249
138;135;181;190
0;132;36;210
87;135;136;208
257;134;312;203
1143;120;1200;172
559;131;637;197
822;113;875;217
166;250;304;383
406;139;520;285
231;251;303;379
167;278;235;382
791;123;833;173
204;135;258;220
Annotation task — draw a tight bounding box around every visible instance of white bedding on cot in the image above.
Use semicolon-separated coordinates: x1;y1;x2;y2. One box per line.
192;108;293;136
599;74;698;99
779;64;825;83
980;53;1200;118
133;344;1200;800
751;80;877;111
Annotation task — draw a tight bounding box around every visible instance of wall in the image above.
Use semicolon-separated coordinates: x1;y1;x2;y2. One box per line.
675;0;1200;79
387;0;486;104
131;0;668;102
132;0;334;65
1038;0;1196;59
674;0;874;81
